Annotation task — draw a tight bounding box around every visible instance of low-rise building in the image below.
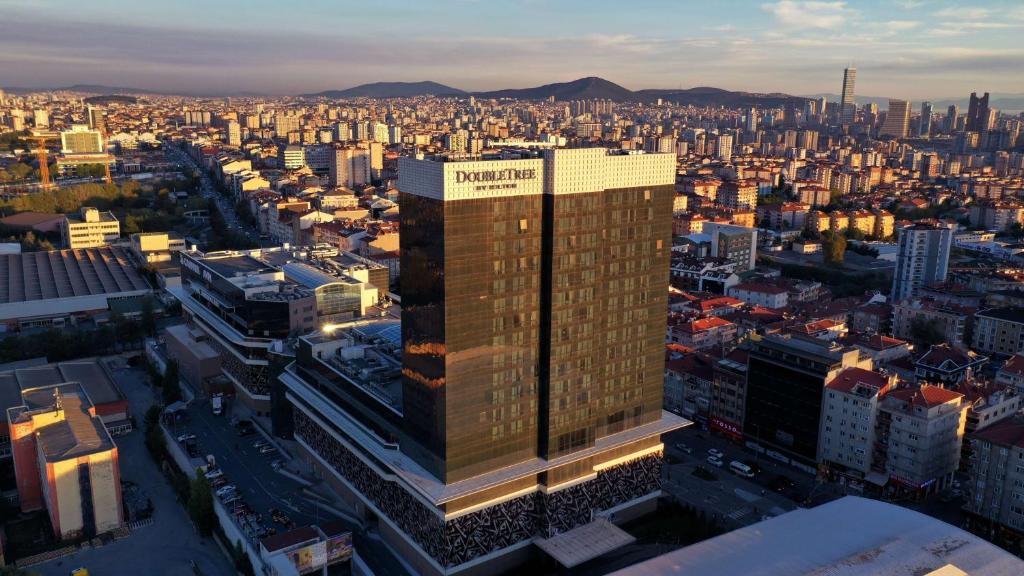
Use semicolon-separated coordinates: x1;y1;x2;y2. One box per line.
61;207;120;249
728;282;789;309
965;417;1024;536
710;349;748;440
973;308;1024;356
995;353;1024;394
0;246;152;331
914;344;988;385
669;316;738;351
892;299;974;348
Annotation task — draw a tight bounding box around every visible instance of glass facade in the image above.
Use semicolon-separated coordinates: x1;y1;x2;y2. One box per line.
315;283;362;324
399;154;674;485
744;340;839;465
400;191;542;483
540;185;673;459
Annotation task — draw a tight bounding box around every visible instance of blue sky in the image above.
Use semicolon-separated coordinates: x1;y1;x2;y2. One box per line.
1;0;1022;98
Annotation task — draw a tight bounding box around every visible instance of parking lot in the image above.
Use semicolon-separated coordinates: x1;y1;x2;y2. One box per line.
168;394;335;544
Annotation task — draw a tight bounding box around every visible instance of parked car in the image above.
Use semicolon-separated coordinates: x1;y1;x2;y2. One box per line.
675;443;693;454
177;433;196;443
259;445;278;455
707;448;724;460
215;485;236;497
707;455;724;467
204;469;224;480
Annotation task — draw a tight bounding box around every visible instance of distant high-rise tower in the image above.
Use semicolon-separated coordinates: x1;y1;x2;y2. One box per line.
966;92;991;133
880;99;911;138
918;101;933;137
745;107;758;133
226;120;241;146
840;67;857;124
784;100;799;128
87;105;106;135
891;223;952;301
946;104;960;132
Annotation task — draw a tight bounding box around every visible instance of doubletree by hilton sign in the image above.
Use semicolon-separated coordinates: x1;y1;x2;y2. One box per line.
455;168;538;183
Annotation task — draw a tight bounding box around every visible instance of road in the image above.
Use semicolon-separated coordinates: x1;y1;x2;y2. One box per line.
662;425;968;531
162;143;260;244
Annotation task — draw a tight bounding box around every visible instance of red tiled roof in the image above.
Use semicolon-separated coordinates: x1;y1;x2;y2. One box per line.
826;367;891;394
678;316;735;334
732;283;789;295
887;385;964;408
1001;354;1024;377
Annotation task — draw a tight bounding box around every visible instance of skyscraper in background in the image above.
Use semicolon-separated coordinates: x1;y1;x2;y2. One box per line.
840;67;857;124
880;99;911;138
946;104;960;132
87;104;106;135
745;107;758;132
967;92;992;133
919;101;933;137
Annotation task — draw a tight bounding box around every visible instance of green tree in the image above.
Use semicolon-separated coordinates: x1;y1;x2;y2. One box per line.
910;317;945;348
188;472;216;536
822;232;846;265
141;297;157;337
163;359;182;405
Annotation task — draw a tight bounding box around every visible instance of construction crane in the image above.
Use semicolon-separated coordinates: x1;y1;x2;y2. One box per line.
26;131;58;191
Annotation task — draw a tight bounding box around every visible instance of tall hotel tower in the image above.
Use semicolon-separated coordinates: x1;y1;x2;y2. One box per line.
281;148;688;575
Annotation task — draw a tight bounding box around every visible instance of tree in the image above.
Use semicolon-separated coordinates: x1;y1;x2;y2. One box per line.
141;297;157;337
188;472;216;536
163;359;182;405
822;232;846;265
910;317;945;348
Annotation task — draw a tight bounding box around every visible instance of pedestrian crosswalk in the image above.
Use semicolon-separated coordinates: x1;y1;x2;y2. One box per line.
726;506;752;521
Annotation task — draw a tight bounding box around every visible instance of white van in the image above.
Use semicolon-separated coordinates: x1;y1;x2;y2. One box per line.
729;460;754;478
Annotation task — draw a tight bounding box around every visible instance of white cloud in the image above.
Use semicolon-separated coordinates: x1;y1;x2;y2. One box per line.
761;1;854;29
934;7;992;20
883;20;920;32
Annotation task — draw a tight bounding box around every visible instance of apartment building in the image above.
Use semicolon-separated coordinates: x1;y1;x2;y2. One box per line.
876;385;967;495
973;308;1024;356
964;417;1024;535
819;367;898;478
717;180;757;210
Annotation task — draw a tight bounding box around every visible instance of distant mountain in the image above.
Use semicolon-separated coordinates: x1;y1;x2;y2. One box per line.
474;76;634;101
5;84;155;95
473;77;807;107
59;84;159;95
5;84;265;97
306;81;466;99
83;94;138;105
636;86;807;108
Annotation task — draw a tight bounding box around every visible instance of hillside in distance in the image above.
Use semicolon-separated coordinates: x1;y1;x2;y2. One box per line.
307;81;466;98
473;76;634;101
474;77;807;107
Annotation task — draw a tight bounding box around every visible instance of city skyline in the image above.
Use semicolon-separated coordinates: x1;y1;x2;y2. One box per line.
2;1;1023;99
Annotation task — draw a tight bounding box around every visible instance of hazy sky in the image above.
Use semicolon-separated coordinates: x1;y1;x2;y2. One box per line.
1;0;1022;98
